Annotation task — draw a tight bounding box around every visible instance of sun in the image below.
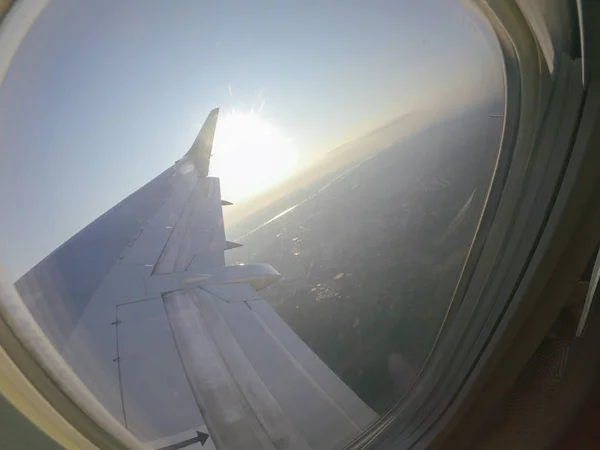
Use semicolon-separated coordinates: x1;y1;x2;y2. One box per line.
209;110;297;202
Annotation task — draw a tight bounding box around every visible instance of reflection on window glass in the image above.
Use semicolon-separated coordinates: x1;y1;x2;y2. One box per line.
0;0;503;448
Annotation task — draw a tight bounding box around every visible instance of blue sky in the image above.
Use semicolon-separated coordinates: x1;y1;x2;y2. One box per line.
0;0;502;280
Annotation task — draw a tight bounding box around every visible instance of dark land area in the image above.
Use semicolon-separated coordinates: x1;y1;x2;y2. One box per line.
226;106;503;413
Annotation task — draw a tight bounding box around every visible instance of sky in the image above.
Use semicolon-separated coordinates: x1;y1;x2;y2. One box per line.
0;0;503;281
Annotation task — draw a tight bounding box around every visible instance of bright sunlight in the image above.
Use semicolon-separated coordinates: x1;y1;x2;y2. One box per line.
209;110;298;202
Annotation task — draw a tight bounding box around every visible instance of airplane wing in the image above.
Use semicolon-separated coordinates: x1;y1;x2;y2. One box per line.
15;109;377;450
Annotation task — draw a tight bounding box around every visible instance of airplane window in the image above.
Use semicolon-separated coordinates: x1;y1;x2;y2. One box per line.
0;0;504;448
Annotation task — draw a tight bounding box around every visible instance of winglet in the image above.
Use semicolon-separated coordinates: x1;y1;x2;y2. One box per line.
185;107;219;177
221;200;233;206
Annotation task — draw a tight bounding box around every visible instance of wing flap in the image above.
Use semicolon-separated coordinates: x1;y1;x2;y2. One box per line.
163;284;376;450
193;288;311;449
163;289;275;450
213;295;363;449
247;299;378;429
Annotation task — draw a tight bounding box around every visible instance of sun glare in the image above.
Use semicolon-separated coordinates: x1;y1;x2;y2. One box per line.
209;110;298;202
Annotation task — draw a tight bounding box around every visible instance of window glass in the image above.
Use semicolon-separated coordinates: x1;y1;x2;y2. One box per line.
0;0;504;447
